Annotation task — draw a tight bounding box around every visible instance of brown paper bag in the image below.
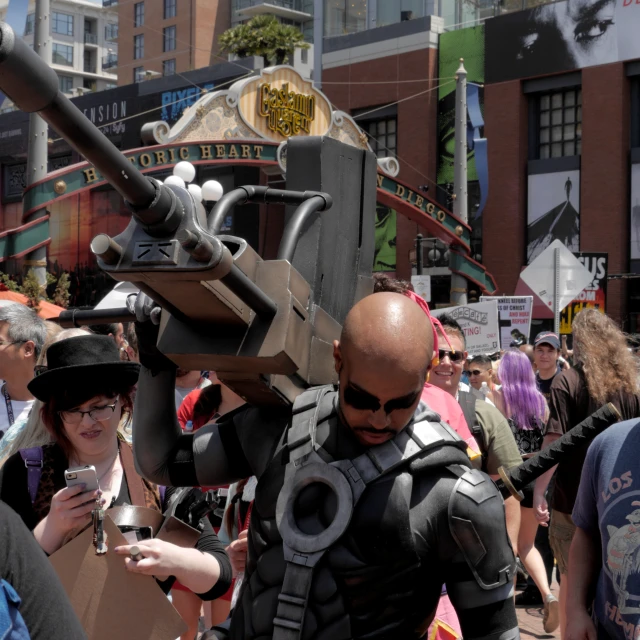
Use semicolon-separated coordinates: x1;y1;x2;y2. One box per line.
50;514;187;640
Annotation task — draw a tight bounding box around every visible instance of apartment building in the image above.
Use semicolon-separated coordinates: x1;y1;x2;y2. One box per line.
116;0;231;85
0;0;118;98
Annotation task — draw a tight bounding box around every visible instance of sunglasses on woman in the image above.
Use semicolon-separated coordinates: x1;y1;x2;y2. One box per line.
438;349;464;363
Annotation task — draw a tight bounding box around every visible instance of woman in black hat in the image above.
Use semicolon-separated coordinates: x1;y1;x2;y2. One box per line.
0;334;231;612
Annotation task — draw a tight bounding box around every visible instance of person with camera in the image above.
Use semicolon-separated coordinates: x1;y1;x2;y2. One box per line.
0;334;232;639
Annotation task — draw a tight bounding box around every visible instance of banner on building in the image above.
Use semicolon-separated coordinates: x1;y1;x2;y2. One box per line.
437;26;485;186
559;252;608;334
432;300;500;356
481;296;533;348
485;0;640;84
373;205;396;272
527;170;580;263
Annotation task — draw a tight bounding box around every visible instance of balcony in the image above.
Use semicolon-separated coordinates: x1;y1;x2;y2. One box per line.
84;61;97;73
103;0;117;6
102;54;118;70
235;1;312;21
84;32;98;45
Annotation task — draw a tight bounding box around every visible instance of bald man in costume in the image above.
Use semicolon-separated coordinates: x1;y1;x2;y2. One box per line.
133;293;519;640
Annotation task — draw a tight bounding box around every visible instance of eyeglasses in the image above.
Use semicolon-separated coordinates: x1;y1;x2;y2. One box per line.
344;383;420;414
468;369;486;377
33;365;48;377
60;398;119;425
0;339;24;348
438;349;464;363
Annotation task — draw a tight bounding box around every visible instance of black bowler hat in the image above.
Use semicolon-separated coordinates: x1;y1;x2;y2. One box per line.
28;334;140;402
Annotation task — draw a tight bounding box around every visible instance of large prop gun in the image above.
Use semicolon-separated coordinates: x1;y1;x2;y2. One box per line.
0;24;377;406
496;403;622;501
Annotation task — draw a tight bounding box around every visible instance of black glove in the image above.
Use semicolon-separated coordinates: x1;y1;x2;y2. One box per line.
127;292;176;373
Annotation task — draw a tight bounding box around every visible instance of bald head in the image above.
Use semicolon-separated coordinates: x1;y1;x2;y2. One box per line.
334;293;433;445
340;292;433;375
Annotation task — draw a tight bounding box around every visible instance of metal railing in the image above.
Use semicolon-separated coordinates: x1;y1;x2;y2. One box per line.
84;61;97;73
102;54;118;70
84;32;98;44
103;0;117;6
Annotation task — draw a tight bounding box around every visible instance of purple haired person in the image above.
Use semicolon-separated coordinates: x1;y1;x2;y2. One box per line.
496;349;558;632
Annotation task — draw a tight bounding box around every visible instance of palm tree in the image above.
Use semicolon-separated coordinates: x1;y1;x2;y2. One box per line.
219;15;309;67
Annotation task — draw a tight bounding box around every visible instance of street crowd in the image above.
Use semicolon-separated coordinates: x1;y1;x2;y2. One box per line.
0;273;638;640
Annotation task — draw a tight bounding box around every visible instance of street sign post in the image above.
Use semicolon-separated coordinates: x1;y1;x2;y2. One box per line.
519;240;592;334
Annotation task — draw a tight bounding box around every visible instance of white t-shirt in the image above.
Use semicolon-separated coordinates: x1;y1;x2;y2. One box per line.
0;388;34;437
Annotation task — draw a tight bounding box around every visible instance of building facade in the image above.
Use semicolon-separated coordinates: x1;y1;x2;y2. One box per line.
116;0;231;84
0;0;118;98
463;1;640;331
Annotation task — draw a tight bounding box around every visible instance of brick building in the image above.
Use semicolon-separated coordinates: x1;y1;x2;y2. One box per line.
321;16;452;296
116;0;231;84
470;2;640;331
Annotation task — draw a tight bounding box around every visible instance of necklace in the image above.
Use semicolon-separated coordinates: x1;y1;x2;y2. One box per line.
72;448;120;490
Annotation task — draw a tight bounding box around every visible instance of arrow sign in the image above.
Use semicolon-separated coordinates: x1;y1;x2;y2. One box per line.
520;240;592;314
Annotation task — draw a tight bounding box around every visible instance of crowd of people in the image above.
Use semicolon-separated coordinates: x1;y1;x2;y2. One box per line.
0;274;639;640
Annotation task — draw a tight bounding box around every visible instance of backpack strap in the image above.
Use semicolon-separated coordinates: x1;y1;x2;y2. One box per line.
458;391;488;471
19;447;43;505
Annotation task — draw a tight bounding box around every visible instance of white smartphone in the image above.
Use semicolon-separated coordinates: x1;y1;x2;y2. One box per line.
64;465;99;492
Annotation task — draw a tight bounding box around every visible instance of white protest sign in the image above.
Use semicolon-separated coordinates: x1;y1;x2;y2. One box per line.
520;240;592;314
432;300;500;356
481;296;533;349
411;275;431;302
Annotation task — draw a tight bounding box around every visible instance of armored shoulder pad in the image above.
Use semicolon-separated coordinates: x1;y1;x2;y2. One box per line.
448;467;516;590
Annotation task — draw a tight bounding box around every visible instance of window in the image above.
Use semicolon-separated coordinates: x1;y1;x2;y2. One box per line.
360;117;397;158
134;66;145;83
538;88;582;159
83;78;97;91
134;34;144;59
323;0;367;37
301;47;308;64
163;58;176;76
105;83;117;90
105;23;118;41
24;13;34;35
134;2;144;28
164;0;177;19
52;43;74;66
163;26;176;52
52;12;74;36
58;74;73;93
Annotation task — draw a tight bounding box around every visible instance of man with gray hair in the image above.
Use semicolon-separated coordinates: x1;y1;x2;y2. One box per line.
0;304;47;437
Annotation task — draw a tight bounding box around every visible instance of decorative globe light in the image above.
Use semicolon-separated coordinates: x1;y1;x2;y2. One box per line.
173;161;196;183
164;175;185;189
427;248;440;262
188;183;203;202
202;180;224;202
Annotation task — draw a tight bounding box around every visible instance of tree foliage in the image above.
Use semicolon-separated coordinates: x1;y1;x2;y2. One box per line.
219;15;309;66
53;272;70;308
21;269;43;312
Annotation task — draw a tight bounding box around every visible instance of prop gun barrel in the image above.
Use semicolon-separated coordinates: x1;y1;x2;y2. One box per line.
495;402;622;501
0;23;178;233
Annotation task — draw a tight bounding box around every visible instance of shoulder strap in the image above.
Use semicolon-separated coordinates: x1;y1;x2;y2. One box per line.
19;447;43;504
119;441;148;508
458;391;488;468
287;385;335;463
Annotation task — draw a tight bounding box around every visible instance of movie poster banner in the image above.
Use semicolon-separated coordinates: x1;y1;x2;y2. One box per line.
437;26;485;185
559;252;607;334
373;204;396;272
527;170;580;263
485;0;640;84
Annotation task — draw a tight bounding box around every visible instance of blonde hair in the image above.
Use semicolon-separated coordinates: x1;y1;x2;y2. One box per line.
0;327;89;468
572;309;639;405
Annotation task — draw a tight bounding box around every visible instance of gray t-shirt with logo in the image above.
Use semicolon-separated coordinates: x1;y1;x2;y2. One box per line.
573;418;640;639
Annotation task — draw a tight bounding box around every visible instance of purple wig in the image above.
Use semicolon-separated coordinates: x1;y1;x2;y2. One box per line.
498;349;547;430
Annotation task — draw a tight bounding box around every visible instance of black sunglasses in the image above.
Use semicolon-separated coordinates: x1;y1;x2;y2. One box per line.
33;365;48;377
344;383;421;414
438;349;464;363
469;369;486;377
